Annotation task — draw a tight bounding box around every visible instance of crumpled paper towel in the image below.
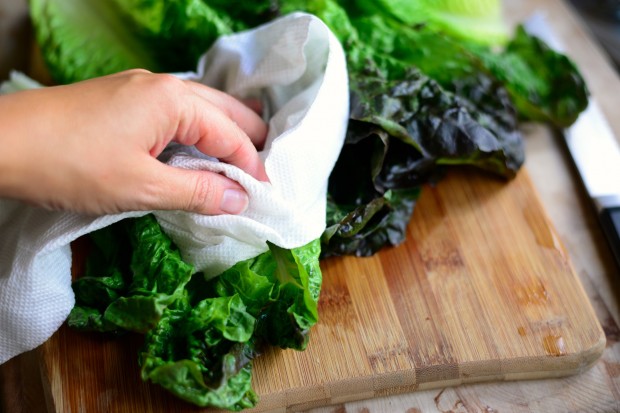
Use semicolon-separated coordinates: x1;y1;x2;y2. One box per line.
0;12;349;364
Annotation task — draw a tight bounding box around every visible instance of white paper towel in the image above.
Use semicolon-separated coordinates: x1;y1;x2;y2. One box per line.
0;13;349;364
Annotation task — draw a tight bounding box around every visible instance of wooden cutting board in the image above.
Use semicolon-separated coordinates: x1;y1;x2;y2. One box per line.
37;168;604;413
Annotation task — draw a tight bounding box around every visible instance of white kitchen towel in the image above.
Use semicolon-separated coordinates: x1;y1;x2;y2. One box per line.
0;12;349;364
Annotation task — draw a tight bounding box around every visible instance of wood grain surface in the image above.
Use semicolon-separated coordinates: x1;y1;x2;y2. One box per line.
2;1;620;412
31;168;604;413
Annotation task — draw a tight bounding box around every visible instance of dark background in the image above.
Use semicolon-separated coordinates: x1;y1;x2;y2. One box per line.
569;0;620;71
0;0;30;81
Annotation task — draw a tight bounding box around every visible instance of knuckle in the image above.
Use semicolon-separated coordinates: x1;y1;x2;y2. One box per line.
118;68;152;85
148;74;186;113
187;174;218;212
150;73;184;93
123;68;152;76
121;71;183;96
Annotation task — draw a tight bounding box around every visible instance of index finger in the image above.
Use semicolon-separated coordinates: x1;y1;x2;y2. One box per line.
184;81;268;150
175;93;269;182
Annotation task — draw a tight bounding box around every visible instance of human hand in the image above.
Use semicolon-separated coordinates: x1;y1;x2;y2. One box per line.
0;69;268;215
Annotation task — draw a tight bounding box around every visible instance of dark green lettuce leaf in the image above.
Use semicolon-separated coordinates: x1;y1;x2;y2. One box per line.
138;239;321;409
68;223;129;332
347;14;588;128
272;0;586;256
472;25;589;128
348;70;523;176
70;216;322;410
68;214;193;333
211;240;322;351
323;188;420;257
108;0;249;73
321;66;523;257
140;295;258;410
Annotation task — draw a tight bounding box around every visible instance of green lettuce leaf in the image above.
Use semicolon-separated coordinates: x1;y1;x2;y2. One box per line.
140;295;258;410
211;240;322;350
107;0;243;73
29;0;160;84
321;67;522;256
272;0;586;256
139;239;321;409
68;214;193;333
338;0;508;46
70;215;322;410
345;13;588;128
29;0;279;84
472;25;589;128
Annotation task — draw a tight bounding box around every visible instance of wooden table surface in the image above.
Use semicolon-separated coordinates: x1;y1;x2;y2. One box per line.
304;1;620;411
1;0;619;412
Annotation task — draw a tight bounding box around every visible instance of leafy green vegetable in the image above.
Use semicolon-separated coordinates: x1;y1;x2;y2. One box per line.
29;0;269;84
340;0;508;45
321;66;522;256
212;241;322;350
29;1;590;408
29;0;160;84
334;9;588;128
473;25;589;128
271;0;587;256
140;295;258;410
272;0;527;255
70;215;322;410
68;215;193;333
279;0;507;46
106;0;245;73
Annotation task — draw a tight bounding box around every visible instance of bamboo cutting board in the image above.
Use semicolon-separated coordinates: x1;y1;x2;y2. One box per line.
38;168;604;413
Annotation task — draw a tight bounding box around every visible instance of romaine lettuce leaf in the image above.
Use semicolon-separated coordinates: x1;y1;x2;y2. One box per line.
107;0;242;73
473;25;589;128
339;0;508;46
321;66;523;256
70;215;322;410
140;295;258;410
271;0;586;256
68;214;193;333
29;0;249;84
29;0;160;84
341;11;588;128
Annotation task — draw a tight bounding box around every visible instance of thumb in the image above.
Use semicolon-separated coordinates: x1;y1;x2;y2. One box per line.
147;162;249;215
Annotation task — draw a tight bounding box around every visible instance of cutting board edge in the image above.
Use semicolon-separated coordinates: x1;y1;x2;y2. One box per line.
30;346;605;413
30;302;605;413
250;368;601;413
32;167;609;413
519;168;607;357
248;337;606;413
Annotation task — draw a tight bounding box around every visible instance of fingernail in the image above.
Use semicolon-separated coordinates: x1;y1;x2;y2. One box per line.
221;189;249;214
